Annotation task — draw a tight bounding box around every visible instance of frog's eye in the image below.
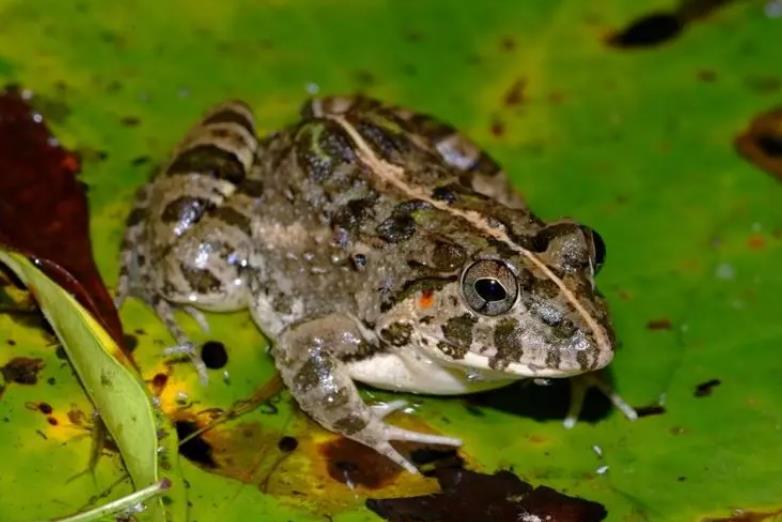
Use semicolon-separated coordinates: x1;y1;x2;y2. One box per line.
584;227;606;274
462;260;518;316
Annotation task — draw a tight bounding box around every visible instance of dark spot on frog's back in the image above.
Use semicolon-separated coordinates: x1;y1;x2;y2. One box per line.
202;107;254;136
492;318;523;370
180;264;222;294
356;119;409;158
377;200;431;243
377;215;415;243
236;179;263;198
295;120;355;182
332;196;377;232
167;144;246;184
161;196;213;226
441;314;477;357
212;205;251;235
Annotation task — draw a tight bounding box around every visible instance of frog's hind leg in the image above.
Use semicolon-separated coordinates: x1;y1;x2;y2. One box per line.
273;314;461;474
115;184;153;310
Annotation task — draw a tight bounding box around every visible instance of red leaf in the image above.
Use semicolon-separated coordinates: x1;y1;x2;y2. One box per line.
0;86;126;350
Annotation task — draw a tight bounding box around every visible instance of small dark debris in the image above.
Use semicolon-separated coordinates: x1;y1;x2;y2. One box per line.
6;339;16;346
646;317;673;330
120;116;140;127
490;120;505;137
367;468;606;522
608;0;737;49
277;436;298;453
500;36;516;51
55;346;67;360
354;70;375;87
697;70;718;83
503;79;526;107
175;420;217;468
735;107;782;181
201;341;228;370
131;155;150;167
677;476;687;482
634;404;666;417
38;402;53;414
46;377;55;385
694;378;721;397
608;13;683;48
122;334;138;352
1;357;44;384
47;417;58;426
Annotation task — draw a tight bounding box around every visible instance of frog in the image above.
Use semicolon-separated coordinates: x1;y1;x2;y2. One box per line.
117;95;636;473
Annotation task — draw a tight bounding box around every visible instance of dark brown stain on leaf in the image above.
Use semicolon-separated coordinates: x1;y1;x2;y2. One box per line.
0;87;126;350
694;378;721;397
646;317;673;330
503;79;526;107
1;357;44;384
175;419;217;468
735;107;782;181
320;437;404;488
319;438;461;489
608;0;737;49
367;468;607;522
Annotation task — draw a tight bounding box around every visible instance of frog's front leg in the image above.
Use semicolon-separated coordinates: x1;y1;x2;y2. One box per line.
273;314;461;473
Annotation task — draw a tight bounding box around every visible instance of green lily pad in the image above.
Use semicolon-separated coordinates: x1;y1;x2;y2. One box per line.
0;1;781;521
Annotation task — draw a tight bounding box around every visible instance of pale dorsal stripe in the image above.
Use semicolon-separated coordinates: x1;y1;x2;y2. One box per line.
329;115;610;354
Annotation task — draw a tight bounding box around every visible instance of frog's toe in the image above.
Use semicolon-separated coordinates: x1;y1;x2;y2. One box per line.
373;441;419;474
370;400;408;419
564;373;638;428
383;425;462;447
163;342;209;385
183;306;211;334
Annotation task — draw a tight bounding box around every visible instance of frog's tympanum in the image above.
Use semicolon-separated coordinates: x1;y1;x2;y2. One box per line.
117;97;634;472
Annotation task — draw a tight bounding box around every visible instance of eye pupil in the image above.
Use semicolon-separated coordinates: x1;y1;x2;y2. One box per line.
591;230;606;273
474;278;507;302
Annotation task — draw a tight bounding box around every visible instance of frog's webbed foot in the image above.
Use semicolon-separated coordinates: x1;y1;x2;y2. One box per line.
275;315;461;474
563;372;638;429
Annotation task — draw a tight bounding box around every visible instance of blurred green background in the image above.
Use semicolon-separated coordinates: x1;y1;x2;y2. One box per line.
0;1;781;520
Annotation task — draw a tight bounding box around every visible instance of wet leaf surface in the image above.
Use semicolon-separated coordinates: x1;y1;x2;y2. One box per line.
0;1;781;520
